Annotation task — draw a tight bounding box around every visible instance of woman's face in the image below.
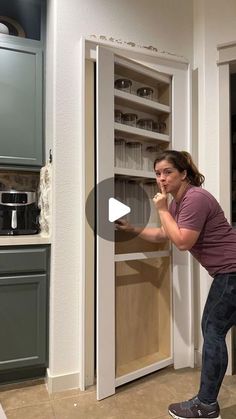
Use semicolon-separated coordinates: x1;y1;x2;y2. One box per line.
154;159;187;194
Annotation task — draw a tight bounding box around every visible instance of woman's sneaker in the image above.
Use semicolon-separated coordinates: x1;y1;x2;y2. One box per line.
168;396;221;419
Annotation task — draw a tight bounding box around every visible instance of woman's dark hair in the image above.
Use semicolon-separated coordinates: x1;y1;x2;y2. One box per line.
153;150;205;186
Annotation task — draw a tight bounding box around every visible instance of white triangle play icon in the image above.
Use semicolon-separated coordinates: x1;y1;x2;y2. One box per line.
108;198;131;222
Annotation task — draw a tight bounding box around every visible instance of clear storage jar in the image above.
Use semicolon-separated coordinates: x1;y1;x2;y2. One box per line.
115;78;132;93
115;138;126;167
153;121;167;133
123;113;138;127
142;181;160;225
142;145;161;171
137;118;154;131
114;109;123;123
125;141;142;170
137;87;153;100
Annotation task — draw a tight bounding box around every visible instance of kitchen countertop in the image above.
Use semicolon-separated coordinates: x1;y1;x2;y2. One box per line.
0;234;51;246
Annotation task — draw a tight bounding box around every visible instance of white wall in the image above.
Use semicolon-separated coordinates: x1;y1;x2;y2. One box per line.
46;0;194;390
193;0;236;364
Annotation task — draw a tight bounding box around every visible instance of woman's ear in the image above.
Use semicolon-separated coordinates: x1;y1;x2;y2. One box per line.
181;170;187;180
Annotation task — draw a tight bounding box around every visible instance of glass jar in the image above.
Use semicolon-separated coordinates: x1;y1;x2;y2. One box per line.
115;138;126;168
142;182;160;226
137;118;154;131
123;113;138;127
115;179;126;203
114;109;123;123
137;87;153;100
125;141;142;170
125;180;143;225
115;78;132;93
142;145;161;171
153;121;167;133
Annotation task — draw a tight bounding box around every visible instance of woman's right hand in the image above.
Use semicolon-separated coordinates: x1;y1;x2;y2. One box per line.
115;219;134;232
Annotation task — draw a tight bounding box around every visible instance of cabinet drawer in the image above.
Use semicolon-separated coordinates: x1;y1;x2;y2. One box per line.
0;246;49;274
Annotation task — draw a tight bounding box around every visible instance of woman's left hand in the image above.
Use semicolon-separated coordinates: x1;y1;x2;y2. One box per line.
153;183;168;211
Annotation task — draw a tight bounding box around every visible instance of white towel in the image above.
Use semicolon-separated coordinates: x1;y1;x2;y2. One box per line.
38;163;52;237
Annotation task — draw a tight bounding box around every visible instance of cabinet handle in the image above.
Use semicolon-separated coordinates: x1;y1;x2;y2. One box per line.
11;210;17;229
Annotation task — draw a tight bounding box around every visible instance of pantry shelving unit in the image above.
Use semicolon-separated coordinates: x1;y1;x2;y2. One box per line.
112;55;173;385
82;39;193;400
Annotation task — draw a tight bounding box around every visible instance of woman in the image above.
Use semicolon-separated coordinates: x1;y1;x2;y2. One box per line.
116;150;236;419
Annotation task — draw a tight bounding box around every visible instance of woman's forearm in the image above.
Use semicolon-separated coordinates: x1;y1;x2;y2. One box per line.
158;209;184;248
134;226;168;243
115;220;167;243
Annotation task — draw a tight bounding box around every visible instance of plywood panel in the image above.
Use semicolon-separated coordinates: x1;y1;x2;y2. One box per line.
115;232;170;254
115;257;171;376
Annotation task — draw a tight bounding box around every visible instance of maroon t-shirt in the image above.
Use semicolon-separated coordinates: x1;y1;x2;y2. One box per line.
169;185;236;276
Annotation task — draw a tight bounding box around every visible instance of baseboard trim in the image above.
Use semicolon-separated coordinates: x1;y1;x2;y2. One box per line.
46;369;80;393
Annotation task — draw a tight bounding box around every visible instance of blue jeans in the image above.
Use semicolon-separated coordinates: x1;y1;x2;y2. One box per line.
198;272;236;404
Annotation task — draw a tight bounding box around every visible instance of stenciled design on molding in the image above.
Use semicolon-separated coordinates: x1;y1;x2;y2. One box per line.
88;34;188;62
38;163;52;237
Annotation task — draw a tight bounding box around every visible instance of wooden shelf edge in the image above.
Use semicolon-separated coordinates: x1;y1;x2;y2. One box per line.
114;250;170;262
114;122;170;142
115;356;173;387
115;167;156;179
114;89;171;113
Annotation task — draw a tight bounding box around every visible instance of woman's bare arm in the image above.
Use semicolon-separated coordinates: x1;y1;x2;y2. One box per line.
115;220;168;243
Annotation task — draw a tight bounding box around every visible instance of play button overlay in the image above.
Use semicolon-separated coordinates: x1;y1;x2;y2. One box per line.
108;198;131;222
85;177;153;242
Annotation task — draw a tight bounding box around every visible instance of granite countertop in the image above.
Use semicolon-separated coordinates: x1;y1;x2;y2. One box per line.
0;234;51;246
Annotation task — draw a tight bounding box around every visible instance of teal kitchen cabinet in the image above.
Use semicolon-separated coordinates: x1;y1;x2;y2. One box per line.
0;41;43;168
0;245;50;373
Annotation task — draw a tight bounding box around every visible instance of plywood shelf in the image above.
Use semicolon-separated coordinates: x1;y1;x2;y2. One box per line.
115;250;170;262
116;351;172;378
115;233;170;254
115;167;156;179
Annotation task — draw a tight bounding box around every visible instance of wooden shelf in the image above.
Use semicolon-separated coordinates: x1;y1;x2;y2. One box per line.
115;250;170;262
114;89;170;116
115;233;169;254
115;352;173;379
114;122;170;143
115;56;171;86
115;167;156;179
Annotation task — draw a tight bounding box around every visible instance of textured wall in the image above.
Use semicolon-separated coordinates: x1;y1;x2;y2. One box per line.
46;0;194;386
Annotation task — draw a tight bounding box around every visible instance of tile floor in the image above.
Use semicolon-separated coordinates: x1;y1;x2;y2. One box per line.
0;367;236;418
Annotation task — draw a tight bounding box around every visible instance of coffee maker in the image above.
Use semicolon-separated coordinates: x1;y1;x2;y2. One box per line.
0;190;40;235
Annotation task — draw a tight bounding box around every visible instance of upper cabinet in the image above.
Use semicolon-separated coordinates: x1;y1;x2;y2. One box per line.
0;0;44;42
0;42;43;168
0;0;45;169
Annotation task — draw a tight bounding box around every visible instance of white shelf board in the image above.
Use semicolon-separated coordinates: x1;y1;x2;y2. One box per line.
115;167;156;179
114;55;172;84
114;122;170;143
114;250;170;262
114;89;170;115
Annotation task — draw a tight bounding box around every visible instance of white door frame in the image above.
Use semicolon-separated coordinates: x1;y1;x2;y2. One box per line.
217;41;236;374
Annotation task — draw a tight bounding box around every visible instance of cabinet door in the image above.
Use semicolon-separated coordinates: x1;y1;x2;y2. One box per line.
0;42;43;167
95;45;192;400
0;274;47;370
